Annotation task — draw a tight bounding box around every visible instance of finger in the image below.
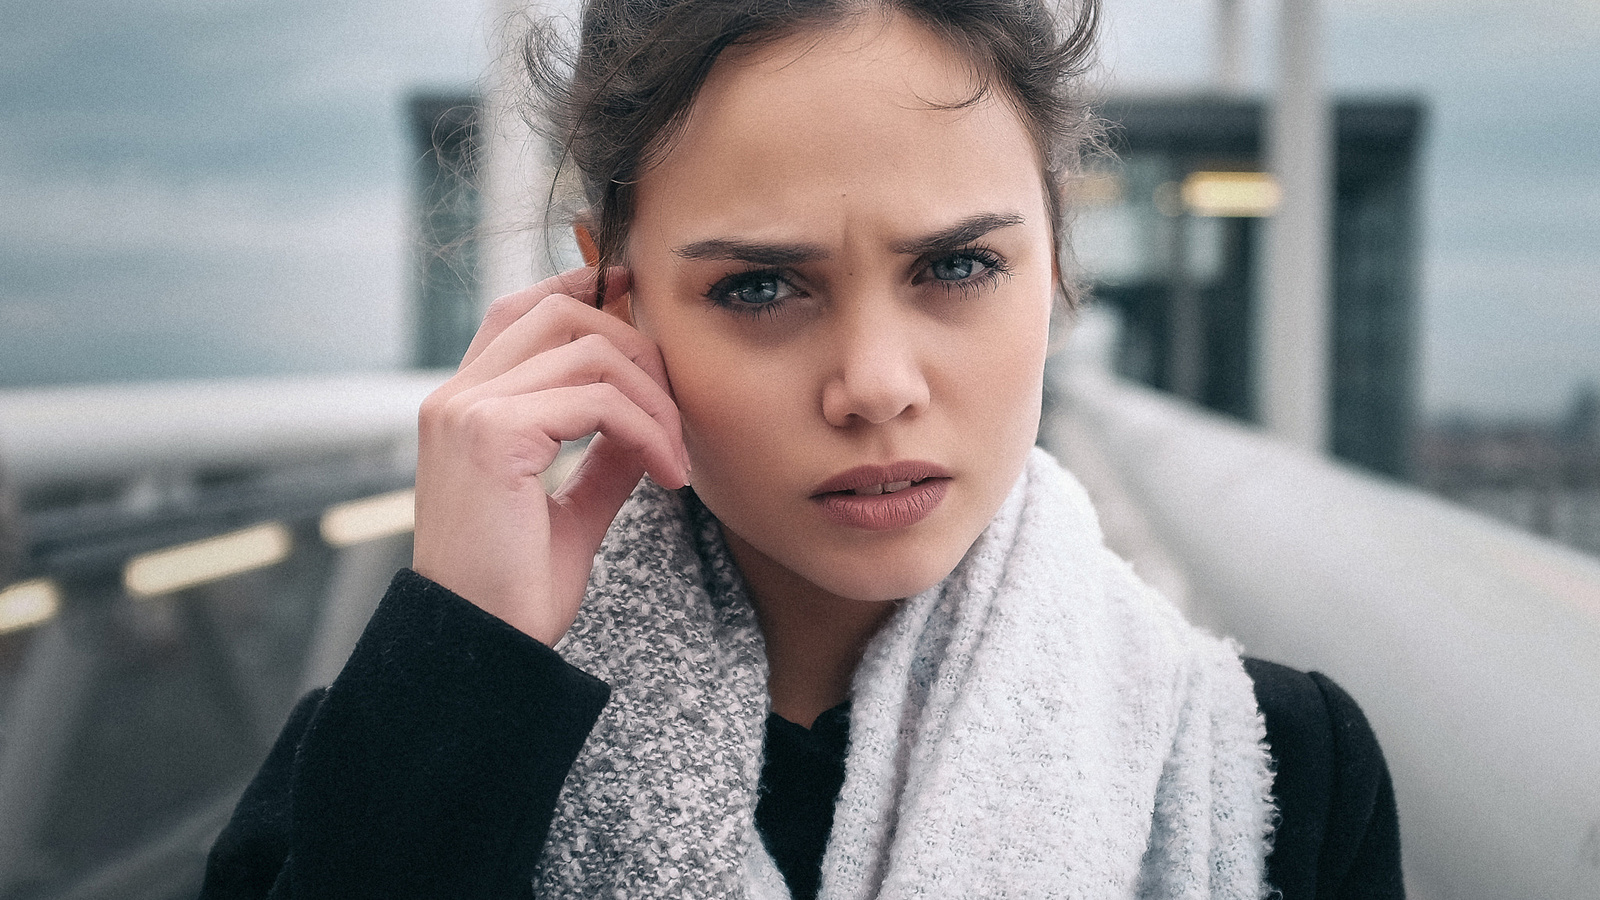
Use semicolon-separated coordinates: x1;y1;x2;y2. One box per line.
548;433;651;551
458;267;600;370
462;288;673;399
487;382;687;490
460;333;685;463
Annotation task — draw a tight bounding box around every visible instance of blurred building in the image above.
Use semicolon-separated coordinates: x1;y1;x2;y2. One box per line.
1076;96;1425;478
1413;384;1600;557
408;94;484;369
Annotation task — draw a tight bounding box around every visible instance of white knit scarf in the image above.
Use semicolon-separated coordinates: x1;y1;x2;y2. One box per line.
533;448;1275;899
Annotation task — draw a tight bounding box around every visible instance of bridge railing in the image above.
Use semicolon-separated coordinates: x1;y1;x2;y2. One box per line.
1044;355;1600;900
0;373;447;899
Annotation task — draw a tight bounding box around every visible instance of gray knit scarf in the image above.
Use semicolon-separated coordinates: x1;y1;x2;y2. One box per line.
533;448;1275;899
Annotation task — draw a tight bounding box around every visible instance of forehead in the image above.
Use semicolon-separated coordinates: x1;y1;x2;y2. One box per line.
632;13;1047;244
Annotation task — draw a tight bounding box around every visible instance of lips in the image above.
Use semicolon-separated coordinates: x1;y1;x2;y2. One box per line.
811;462;951;531
849;480;916;495
811;462;951;497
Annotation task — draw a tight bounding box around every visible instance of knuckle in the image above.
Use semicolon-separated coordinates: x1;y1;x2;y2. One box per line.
417;385;457;429
539;291;584;317
521;292;594;342
569;332;621;369
457;395;507;443
585;380;624;404
482;294;529;329
428;390;476;430
580;381;630;418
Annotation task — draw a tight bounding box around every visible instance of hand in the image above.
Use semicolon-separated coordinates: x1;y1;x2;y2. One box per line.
411;267;689;645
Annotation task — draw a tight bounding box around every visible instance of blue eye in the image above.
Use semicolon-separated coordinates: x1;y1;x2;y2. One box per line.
931;254;982;281
923;249;1009;292
929;251;1000;282
707;269;797;314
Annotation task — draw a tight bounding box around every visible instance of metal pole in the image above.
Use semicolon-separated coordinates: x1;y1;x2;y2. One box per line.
1258;0;1332;451
1215;0;1246;94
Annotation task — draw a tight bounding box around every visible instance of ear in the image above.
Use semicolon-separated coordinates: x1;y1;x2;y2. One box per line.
599;267;634;326
574;223;600;268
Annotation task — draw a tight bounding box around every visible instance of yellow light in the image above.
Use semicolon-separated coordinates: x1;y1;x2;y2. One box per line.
320;489;416;547
1074;172;1124;206
0;579;60;634
1180;171;1281;217
124;522;292;597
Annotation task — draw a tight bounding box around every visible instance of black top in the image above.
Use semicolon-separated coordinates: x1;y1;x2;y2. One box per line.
757;704;853;900
201;570;1404;899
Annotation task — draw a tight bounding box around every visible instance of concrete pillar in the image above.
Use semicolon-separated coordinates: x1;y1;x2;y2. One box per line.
1167;214;1206;403
1215;0;1247;94
478;0;553;303
1258;0;1332;452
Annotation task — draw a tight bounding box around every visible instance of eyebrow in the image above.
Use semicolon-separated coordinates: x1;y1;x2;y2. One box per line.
673;238;827;267
891;212;1027;257
671;212;1027;266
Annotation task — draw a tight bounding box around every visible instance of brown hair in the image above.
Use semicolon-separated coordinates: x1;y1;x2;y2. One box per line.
523;0;1101;307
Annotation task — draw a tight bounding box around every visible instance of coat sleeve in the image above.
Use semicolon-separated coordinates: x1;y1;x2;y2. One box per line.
1245;658;1405;900
201;569;610;900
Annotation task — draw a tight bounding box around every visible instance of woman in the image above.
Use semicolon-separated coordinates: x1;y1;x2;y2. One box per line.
203;0;1402;897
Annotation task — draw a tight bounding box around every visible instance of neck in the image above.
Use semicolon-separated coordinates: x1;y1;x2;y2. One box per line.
723;527;900;729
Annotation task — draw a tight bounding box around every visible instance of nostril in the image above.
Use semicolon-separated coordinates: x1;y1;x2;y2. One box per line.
821;364;930;427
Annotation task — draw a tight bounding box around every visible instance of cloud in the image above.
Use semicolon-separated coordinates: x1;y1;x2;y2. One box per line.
0;0;494;183
0;0;497;386
0;183;413;385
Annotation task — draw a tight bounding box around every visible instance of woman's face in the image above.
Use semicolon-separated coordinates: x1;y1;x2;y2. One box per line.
618;12;1056;604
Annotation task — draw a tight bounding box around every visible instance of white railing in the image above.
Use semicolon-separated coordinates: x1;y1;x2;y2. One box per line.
1046;358;1600;900
0;373;451;895
0;371;450;493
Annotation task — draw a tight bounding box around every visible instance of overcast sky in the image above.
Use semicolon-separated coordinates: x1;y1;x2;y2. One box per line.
1;0;1596;420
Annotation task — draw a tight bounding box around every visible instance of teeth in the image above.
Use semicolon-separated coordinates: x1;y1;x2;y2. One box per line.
851;480;916;496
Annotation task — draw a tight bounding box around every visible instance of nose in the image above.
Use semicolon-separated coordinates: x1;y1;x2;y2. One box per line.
820;299;931;428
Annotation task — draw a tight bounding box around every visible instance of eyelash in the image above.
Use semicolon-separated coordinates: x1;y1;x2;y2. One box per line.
704;247;1012;317
920;247;1011;298
705;269;795;319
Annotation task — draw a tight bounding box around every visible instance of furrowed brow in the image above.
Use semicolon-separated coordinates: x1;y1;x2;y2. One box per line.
673;238;829;267
892;213;1027;257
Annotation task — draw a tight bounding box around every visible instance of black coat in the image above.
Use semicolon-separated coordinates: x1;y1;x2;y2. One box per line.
201;570;1403;899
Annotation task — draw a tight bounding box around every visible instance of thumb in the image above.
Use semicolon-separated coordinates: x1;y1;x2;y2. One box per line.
549;433;649;552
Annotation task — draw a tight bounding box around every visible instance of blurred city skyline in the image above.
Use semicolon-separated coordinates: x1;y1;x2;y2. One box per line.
1;0;1596;422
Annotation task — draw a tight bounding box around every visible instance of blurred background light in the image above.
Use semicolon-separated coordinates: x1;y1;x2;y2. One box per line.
1180;171;1280;218
123;523;293;597
0;578;60;634
319;489;416;547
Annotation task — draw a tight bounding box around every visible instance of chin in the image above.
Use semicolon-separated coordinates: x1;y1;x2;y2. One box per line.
793;541;970;604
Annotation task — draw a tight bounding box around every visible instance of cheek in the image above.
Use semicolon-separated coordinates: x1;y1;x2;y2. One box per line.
659;335;811;475
942;292;1052;428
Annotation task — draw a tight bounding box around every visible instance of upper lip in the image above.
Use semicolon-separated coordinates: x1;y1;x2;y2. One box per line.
811;461;951;496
